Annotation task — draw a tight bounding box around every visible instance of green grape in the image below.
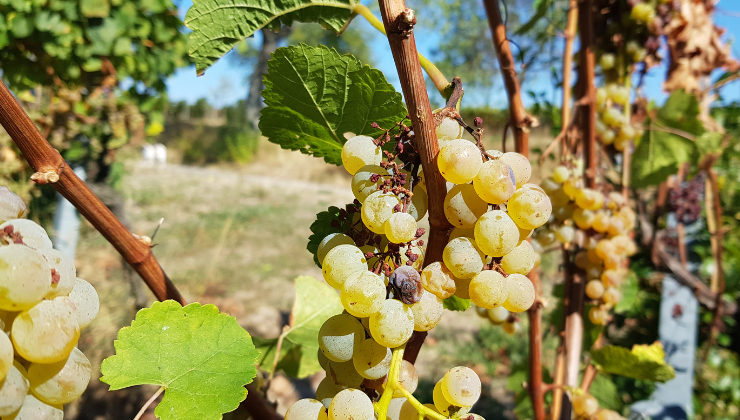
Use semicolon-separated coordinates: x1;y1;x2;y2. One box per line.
596;87;608;107
369;299;414;348
472;159;516;204
67;278;99;329
618;124;635;141
502;320;519;334
0;219;52;250
0;187;27;223
573;208;595;230
601;129;616;145
501;241;535;275
0;332;10;381
632;48;647;62
600;53;616;70
340;271;386;318
444;184;488;228
12;297;80;364
318;314;365;362
385;212;418;244
602;107;623;127
322;244;367;289
436;116;464;140
326;359;364;387
507;188;553;230
317;233;355;265
609;85;629;106
420;262;456;299
588;306;608;325
341;135;382;175
315;377;347;408
469;270;508;309
433;379;452;415
631;3;656;23
353;339;391;380
603;287;621;305
285;399;328;420
487;306;510;324
0;246;51;311
407;187;428;221
441;366;481;407
409;290;443;331
502;273;535;312
535;228;556;246
28;347;91;405
351;165;389;203
595;119;608;135
474;210;519;257
2;393;63;420
614;136;629;152
501;152;532;188
443;237;484;279
554;225;575;243
437;140;483;184
573;393;599;416
328;388;374;420
0;362;29;416
585;280;605;300
626;40;639;55
552;165;570;183
362;191;401;234
453;277;472;299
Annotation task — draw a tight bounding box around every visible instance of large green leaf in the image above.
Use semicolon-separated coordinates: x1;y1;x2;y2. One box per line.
254;276;343;378
100;301;259;420
630;124;695;188
590;342;676;383
259;44;407;165
184;0;354;74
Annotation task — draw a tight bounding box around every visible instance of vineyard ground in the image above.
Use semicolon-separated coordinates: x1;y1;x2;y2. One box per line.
69;136;555;419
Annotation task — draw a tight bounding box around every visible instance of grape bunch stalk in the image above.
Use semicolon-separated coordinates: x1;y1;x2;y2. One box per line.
289;106;552;419
0;187;101;420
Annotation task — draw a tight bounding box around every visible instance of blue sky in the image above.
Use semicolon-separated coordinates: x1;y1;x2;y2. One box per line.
166;1;740;109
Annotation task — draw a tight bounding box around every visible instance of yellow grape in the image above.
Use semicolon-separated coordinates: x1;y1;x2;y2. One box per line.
603;287;621;305
353;339;391;380
601;269;624;287
597;409;625;420
500;241;535;275
507;188;553;230
341;135;382;175
340;271;386;317
441;366;482;407
602;129;616;145
420;262;456;299
573;208;595;230
562;177;583;198
502;320;519;334
408;187;428;222
472;159;516;204
438;140;483;184
573;393;599;416
444;184;488;228
592;211;611;233
618;124;635;141
369;300;414;348
607;215;626;236
322;244;368;289
433;380;452;415
585;280;605;300
409;290;444;331
554;225;575;244
285;399;328;420
552;165;570;183
500;152;532;188
603;253;621;270
608;191;625;209
468;270;508;309
488;306;510;324
595;239;615;260
449;227;475;241
317;233;355;265
575;188;605;211
589;306;608;325
351;165;389;203
362;191;401;234
385;212;418;244
502;273;535;312
474;210;520;257
453;277;472;299
596;87;607;107
12;297;79;364
574;250;590;269
586;265;603;280
443;237;484;279
318;314;365;362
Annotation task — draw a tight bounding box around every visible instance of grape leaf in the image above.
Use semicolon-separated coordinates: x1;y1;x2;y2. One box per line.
590;342;676;383
443;295;471;311
100;301;259;420
259;44;407;165
588;374;622;411
184;0;354;74
307;202;361;268
254;276;343;378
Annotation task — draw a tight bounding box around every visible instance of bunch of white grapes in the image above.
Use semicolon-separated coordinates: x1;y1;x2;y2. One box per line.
572;393;626;420
287;365;486;420
0;187;100;420
594;82;642;153
536;166;637;325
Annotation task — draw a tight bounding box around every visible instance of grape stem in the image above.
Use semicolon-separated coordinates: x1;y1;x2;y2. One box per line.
134;386;164;420
375;347;447;420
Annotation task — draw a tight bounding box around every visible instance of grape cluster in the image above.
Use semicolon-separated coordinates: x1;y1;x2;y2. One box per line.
536;166;637;325
667;175;704;225
473;304;519;335
0;187;100;419
287;366;486;420
595;84;643;152
572;393;626;420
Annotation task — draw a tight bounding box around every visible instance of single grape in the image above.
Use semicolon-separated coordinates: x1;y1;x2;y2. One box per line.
351;165;389;203
602;107;624;127
318;314;365;362
285;399;328;420
0;246;51;311
502;320;519;334
443;237;484;279
601;129;616;145
631;3;656;23
597;409;624;420
507;188;553;230
601;269;624;287
340;271;386;318
592;211;611;233
595;239;615;260
385;212;418;244
573;208;595;230
552;166;570;184
603;287;621;305
554;225;575;244
573;393;599;416
472;159;516;204
389;265;423;304
317;233;355;265
600;53;616;70
607;215;626;237
341;135;382;175
589;306;608;325
436;116;464;140
0;361;29;416
585;280;605;300
12;297;80;363
503;273;535;312
535;228;556;246
420;262;456;299
441;366;481;408
0;332;12;381
3;393;63;420
28;347;91;405
575;188;605;211
67;278;99;329
353;339;391;380
38;248;76;299
409;290;443;331
468;270;508;309
487;306;510;324
362;191;401;234
391;360;418;397
322;244;367;289
500;152;531;188
618;124;635;142
632;48;647;62
500;241;535;275
474;210;520;257
444;184;488;228
315;377;347;409
0;187;27;223
386;398;413;420
603;253;621;270
369;299;414;348
407;187;429;222
517;225;533;245
437;140;483;184
596;87;608;107
326;359;364;387
433;379;453;415
574;250;590;269
328;388;374;420
453;277;472;299
0;219;53;250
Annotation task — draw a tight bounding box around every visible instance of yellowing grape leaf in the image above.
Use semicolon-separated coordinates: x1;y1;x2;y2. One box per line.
590;342;676;383
100;301;259;420
254;276;343;378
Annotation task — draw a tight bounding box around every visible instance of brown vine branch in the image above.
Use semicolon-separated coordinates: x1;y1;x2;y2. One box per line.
377;0;452;365
0;81;185;305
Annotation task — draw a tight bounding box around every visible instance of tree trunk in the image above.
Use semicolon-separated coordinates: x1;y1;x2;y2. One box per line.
245;28;292;129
